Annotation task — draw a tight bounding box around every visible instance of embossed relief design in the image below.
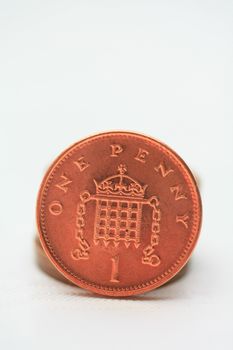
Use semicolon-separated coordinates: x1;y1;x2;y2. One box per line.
71;164;161;268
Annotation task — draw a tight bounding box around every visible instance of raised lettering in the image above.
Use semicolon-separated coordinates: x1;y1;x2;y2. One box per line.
110;144;123;157
170;185;187;200
176;213;189;228
135;148;149;163
154;162;174;177
55;174;72;193
73;156;90;172
49;201;63;215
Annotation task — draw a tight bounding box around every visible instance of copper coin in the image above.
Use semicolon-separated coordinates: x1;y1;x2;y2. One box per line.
37;131;202;297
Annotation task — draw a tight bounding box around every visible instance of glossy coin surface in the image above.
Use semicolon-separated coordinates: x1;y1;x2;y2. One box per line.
37;131;202;296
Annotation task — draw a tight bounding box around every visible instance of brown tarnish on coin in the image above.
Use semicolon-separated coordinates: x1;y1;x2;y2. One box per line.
37;132;202;297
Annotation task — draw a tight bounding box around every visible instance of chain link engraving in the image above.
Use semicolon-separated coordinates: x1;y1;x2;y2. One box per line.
142;196;161;267
71;191;90;260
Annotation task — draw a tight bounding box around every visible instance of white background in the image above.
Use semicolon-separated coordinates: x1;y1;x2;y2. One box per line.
0;0;233;349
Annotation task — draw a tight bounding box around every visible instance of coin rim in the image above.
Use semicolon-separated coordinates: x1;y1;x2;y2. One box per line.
36;131;202;297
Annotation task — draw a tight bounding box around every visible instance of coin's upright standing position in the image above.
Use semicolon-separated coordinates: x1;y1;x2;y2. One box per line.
37;132;202;296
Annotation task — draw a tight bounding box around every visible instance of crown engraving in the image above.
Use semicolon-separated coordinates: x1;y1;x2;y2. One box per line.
94;164;147;198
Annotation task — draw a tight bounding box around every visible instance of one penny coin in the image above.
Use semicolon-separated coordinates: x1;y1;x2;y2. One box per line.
37;131;202;296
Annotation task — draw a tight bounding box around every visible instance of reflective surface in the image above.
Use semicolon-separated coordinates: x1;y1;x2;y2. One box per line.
37;132;202;296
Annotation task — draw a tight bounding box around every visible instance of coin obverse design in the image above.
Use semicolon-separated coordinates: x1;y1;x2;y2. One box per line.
37;131;202;296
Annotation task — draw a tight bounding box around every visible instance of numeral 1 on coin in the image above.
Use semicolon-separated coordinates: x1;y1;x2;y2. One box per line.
110;255;120;283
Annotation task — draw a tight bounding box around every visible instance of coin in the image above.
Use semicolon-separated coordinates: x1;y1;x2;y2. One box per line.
37;131;202;296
